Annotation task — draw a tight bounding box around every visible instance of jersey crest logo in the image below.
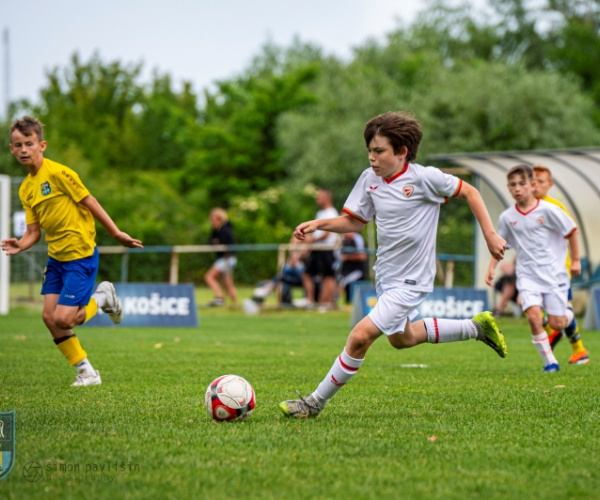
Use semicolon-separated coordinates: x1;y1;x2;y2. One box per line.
369;185;379;191
537;216;545;225
402;185;414;197
40;182;51;196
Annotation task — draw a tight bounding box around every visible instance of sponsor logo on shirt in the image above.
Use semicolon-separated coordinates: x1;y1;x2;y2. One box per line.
40;182;51;196
62;170;81;189
404;279;417;285
402;185;414;197
509;221;517;226
369;185;379;191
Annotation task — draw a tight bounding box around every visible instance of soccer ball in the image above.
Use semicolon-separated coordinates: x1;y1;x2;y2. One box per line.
205;374;256;422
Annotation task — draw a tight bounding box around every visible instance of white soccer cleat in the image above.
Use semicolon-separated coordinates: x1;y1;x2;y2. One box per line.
96;281;123;324
71;370;102;387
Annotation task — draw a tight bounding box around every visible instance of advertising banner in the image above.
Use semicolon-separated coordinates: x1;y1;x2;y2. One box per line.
83;283;198;327
351;284;489;327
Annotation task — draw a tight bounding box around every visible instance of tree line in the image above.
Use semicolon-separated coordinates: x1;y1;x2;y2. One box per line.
1;0;599;285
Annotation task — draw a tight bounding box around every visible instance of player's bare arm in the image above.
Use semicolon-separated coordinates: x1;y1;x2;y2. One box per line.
294;215;364;241
457;182;506;260
567;229;581;276
1;223;41;255
79;195;144;249
485;257;500;287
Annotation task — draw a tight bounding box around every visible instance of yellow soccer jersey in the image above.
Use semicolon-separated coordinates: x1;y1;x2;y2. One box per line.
543;195;572;276
19;158;96;261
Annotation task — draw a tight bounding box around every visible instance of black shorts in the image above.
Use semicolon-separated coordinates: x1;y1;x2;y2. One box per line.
305;251;336;278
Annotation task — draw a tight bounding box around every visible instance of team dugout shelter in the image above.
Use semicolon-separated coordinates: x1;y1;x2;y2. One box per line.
431;148;600;310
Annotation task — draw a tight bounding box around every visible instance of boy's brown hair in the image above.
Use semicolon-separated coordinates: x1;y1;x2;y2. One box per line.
507;164;534;182
10;116;44;142
364;111;423;162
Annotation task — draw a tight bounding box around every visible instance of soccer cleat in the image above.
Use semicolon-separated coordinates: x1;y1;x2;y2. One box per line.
568;349;590;365
208;297;225;307
473;311;507;358
548;330;564;351
96;281;123;324
543;363;560;373
279;390;323;419
71;370;102;386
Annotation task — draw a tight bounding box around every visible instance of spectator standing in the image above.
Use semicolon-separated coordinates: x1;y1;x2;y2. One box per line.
302;189;339;309
204;208;237;307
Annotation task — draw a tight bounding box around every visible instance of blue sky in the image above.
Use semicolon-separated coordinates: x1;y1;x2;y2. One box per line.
1;0;486;109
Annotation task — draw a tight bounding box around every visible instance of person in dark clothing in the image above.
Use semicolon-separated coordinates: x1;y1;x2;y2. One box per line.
338;232;369;304
204;208;237;307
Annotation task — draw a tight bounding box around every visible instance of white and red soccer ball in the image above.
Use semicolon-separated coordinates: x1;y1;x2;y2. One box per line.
205;374;256;422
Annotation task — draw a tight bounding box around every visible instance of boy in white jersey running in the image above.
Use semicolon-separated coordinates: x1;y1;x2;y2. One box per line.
279;111;508;418
485;164;581;373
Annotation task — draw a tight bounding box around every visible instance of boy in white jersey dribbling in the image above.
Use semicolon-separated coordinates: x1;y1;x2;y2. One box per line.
485;164;581;373
279;111;508;419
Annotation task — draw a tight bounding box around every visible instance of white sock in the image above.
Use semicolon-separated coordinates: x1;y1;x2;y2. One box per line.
314;350;364;404
424;318;478;343
93;292;107;308
565;308;574;325
532;332;559;366
76;358;96;377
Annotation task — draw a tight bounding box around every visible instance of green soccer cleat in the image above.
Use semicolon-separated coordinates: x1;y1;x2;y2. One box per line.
279;391;323;419
473;311;507;358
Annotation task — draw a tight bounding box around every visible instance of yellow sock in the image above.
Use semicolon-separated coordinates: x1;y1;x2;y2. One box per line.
571;339;585;354
56;336;87;366
543;322;553;336
82;297;98;324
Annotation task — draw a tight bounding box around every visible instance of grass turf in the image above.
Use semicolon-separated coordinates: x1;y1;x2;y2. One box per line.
0;296;599;499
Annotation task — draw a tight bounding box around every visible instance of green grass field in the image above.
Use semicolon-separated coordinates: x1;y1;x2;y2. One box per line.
1;289;599;499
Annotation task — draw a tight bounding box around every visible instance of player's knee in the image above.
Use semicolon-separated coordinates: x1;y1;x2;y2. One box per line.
53;311;77;330
42;310;55;328
347;328;376;354
548;317;568;331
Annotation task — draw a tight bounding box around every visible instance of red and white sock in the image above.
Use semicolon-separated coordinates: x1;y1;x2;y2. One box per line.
532;332;559;366
424;318;479;343
314;350;364;404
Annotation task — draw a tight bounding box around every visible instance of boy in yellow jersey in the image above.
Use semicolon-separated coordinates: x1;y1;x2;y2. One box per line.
1;116;144;386
532;165;589;365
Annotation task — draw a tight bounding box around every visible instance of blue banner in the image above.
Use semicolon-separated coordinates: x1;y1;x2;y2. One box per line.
351;285;489;326
83;283;198;327
583;286;600;330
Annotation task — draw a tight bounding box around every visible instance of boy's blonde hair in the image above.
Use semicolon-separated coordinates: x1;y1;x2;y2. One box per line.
210;208;229;223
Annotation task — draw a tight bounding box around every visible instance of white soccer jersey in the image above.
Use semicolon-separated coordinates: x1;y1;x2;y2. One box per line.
342;162;462;292
498;199;577;293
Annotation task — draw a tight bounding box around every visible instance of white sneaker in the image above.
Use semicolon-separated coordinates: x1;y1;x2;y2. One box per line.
253;283;274;299
72;370;102;387
96;281;123;324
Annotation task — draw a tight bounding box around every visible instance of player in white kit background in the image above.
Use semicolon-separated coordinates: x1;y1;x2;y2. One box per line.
486;164;581;373
280;111;508;418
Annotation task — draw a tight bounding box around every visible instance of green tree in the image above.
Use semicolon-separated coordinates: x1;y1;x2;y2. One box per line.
182;40;322;207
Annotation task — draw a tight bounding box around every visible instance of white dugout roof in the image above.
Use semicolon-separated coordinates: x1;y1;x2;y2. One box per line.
430;149;600;289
